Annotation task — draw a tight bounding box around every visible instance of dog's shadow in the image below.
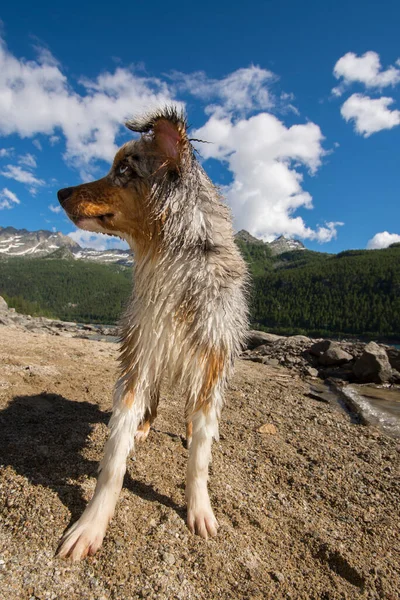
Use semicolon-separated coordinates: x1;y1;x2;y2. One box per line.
0;393;185;526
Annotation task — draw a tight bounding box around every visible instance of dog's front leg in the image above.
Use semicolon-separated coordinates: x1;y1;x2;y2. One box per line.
186;406;220;540
57;380;143;561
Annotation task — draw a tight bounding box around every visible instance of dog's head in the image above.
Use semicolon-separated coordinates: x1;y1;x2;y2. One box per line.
57;107;192;250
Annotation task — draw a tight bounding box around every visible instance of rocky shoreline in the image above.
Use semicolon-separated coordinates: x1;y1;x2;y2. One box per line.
244;329;400;385
1;297;399;435
2;297;399;385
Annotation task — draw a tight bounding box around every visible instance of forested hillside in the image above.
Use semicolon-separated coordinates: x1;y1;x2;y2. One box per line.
0;256;131;323
0;243;399;337
252;246;400;337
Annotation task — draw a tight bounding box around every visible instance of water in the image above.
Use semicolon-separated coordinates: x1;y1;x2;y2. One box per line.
340;384;400;438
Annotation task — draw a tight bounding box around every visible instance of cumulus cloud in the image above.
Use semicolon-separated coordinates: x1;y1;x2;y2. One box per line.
0;37;341;246
367;231;400;249
0;187;20;209
0;164;45;187
193;112;342;242
341;94;400;136
171;66;276;114
48;203;62;213
333;51;400;96
0;37;176;174
68;229;129;251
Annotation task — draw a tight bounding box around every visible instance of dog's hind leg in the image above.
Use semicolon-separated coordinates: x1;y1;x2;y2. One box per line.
57;378;147;561
135;386;160;443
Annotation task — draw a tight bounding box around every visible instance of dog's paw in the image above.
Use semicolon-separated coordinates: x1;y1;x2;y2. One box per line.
187;506;219;540
135;424;150;443
57;519;107;561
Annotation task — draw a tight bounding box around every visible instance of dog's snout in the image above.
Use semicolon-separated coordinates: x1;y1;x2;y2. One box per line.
57;187;74;205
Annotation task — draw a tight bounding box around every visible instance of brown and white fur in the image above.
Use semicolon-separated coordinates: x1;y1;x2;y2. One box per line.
56;107;248;560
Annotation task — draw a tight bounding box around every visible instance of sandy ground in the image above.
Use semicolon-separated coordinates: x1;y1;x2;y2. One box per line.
0;325;399;600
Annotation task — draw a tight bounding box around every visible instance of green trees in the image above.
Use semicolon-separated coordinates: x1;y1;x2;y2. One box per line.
0;257;131;324
249;246;400;337
0;244;399;337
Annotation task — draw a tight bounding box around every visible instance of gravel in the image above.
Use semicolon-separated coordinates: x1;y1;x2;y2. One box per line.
0;325;399;599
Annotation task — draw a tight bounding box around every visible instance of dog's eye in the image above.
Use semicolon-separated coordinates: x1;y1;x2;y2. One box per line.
118;164;129;175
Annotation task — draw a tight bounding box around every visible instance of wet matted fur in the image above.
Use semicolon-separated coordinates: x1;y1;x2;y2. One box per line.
56;106;248;560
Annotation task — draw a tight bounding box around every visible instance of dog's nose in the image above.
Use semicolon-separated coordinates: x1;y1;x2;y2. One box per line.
57;187;74;205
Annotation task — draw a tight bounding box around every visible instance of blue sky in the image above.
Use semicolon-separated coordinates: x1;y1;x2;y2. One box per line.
0;0;399;252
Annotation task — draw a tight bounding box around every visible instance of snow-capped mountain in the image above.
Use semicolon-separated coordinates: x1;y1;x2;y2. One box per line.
0;226;305;265
0;226;133;266
234;230;305;255
268;235;305;255
0;226;80;256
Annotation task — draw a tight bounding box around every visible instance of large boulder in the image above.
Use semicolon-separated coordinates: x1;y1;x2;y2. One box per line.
246;330;283;350
319;344;353;366
0;296;8;312
309;340;332;357
353;342;393;383
387;347;400;372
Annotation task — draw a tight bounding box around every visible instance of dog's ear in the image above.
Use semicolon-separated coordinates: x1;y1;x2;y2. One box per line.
126;107;189;168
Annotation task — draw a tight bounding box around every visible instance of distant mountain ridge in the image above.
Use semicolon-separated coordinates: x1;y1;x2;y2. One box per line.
0;226;304;265
0;226;133;267
234;229;305;255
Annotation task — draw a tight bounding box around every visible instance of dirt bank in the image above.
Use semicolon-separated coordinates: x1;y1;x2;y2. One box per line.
0;326;399;599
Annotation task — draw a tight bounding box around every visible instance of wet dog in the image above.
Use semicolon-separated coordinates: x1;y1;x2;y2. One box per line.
57;107;248;560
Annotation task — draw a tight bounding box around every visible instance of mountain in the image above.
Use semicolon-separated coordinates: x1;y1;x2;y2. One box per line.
0;226;80;256
234;230;306;255
268;235;305;255
0;226;301;267
0;226;133;267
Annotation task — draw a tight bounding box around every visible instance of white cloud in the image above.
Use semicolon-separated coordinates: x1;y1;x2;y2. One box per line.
367;231;400;249
171;66;276;114
18;153;37;168
0;37;176;174
341;93;400;136
0;147;13;158
0;187;20;209
0;164;45;187
333;51;400;96
68;229;129;251
0;37;341;246
48;203;62;213
193;112;341;242
32;139;42;151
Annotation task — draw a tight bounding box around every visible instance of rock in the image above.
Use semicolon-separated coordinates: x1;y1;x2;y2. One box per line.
247;330;283;350
319;345;353;366
161;552;176;566
309;339;332;357
253;344;270;355
0;296;8;312
258;423;278;435
287;335;311;344
249;356;265;363
262;358;280;367
353;342;393;383
305;367;319;378
387;347;400;372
